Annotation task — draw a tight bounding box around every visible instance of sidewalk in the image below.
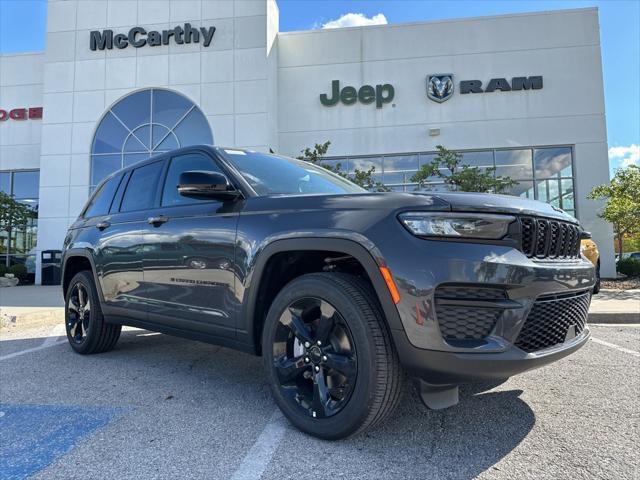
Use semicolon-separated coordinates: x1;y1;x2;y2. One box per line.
1;285;638;327
589;289;640;324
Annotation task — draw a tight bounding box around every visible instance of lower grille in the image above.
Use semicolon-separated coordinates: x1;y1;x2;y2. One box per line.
515;291;590;353
435;286;506;341
437;307;500;340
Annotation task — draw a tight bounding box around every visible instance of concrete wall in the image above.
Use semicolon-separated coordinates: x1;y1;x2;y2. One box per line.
0;53;44;171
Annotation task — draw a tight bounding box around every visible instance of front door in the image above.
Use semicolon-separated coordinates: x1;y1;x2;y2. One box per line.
141;151;241;338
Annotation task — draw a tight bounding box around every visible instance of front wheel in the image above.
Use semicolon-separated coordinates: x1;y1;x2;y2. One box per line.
262;273;404;439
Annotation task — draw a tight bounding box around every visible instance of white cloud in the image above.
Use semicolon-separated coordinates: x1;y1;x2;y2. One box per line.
608;144;640;169
321;13;388;29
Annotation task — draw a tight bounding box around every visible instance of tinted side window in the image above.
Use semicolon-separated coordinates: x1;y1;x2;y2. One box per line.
120;162;163;212
84;173;123;218
162;152;223;207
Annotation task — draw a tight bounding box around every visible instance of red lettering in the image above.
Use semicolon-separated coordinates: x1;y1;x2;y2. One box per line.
0;107;42;121
9;108;27;120
28;107;43;119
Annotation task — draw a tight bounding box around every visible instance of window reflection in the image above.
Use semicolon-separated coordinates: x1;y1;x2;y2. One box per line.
0;169;39;282
534;147;572;179
91;88;213;189
495;149;533;179
325;146;576;216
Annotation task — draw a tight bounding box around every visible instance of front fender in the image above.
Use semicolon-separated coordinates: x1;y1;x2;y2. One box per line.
237;236;403;353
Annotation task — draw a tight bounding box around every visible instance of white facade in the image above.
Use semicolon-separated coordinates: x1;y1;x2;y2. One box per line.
0;1;615;281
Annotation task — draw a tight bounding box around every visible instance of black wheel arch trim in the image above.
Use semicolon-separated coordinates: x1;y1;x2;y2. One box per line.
239;237;403;354
61;249;105;303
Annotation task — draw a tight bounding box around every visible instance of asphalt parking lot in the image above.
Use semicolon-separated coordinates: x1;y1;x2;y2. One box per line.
1;320;638;480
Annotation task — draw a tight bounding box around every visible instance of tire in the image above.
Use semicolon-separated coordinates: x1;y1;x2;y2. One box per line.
64;271;121;354
593;260;601;294
262;272;404;440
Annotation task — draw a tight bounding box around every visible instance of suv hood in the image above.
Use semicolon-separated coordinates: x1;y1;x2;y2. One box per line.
251;191;577;224
429;191;578;223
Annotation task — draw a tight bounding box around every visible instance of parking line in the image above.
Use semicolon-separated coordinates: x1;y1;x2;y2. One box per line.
42;324;66;347
230;409;288;480
592;338;640;358
0;340;67;362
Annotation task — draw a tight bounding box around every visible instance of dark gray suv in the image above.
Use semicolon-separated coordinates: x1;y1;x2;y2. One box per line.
61;145;595;439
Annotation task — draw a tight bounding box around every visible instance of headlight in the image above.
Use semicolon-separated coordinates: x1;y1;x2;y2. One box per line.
399;212;515;239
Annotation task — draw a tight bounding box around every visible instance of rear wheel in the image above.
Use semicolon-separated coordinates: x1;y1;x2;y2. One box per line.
65;271;121;354
262;273;404;439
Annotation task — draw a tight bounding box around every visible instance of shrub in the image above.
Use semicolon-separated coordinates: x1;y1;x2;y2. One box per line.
8;264;28;283
617;258;640;277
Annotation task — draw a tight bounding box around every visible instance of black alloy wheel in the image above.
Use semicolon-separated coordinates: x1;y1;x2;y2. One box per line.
272;297;357;419
65;270;121;354
263;273;404;440
67;282;91;344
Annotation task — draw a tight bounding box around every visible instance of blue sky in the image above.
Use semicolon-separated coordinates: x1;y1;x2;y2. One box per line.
1;0;638;174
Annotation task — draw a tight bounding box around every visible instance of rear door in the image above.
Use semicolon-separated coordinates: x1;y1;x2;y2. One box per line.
95;160;164;318
140;150;241;338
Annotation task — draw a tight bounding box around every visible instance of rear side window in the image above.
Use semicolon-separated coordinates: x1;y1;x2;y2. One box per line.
84;173;122;218
120;161;163;212
162;152;223;207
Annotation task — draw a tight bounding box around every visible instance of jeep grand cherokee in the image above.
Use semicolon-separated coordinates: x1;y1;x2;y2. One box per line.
61;145;595;439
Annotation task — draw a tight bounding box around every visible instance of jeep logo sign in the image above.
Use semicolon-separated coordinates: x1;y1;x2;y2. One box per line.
90;24;215;50
0;107;43;122
320;80;395;108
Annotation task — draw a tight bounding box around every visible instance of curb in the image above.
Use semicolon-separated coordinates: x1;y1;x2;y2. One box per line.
588;312;640;324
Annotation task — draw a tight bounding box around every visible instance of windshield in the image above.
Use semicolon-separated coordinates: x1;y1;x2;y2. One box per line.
220;150;366;196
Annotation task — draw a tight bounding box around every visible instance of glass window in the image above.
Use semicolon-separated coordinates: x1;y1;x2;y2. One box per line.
505;181;535;199
495;149;533;179
460;151;494;169
84;174;123;218
534;147;572;178
560;178;574;211
383;155;418;172
221;151;365;196
0;172;10;193
120;162;164;212
323;145;576;216
12;171;40;199
91;89;213;189
349;156;382;174
162;153;221;207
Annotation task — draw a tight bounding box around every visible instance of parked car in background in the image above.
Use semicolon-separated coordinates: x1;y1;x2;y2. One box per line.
581;238;600;293
60;146;595;439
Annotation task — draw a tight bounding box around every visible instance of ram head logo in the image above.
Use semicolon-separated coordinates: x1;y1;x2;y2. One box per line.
427;74;454;103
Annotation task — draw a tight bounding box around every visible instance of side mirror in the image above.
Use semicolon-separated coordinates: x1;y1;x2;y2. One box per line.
178;171;240;200
580;231;592;240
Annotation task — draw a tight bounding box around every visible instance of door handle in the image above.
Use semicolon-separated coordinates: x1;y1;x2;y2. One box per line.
96;221;110;231
148;215;168;226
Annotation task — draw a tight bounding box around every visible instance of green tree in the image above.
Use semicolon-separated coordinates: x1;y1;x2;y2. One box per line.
297;141;389;192
0;191;35;267
411;145;517;193
588;165;640;256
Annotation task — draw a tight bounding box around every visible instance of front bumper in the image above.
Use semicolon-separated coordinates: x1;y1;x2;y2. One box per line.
392;326;590;384
377;236;595;384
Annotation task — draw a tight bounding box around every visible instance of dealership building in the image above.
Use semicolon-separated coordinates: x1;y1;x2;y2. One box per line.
0;1;615;283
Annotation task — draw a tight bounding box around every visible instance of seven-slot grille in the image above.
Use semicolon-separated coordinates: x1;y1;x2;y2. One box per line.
515;290;590;353
520;217;581;259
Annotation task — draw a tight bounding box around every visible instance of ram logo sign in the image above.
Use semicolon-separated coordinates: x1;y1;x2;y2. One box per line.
426;74;454;103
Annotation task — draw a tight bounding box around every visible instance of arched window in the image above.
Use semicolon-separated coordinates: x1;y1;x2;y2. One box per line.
90;89;213;188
